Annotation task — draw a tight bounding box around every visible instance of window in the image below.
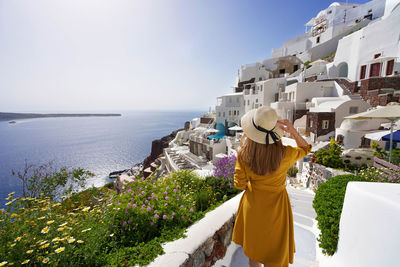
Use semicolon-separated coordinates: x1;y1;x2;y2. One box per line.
247;100;250;105
328;10;332;14
336;135;344;145
309;120;313;128
386;59;394;76
360;65;366;79
259;77;262;81
279;69;285;74
322;120;329;129
256;99;258;103
316;36;320;44
237;111;239;116
349;106;358;114
370;63;381;77
218;112;221;117
294;65;299;72
260;85;263;91
374;53;381;59
368;9;372;13
223;112;225;117
228;110;231;116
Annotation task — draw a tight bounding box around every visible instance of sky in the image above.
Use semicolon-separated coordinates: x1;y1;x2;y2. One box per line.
0;0;368;112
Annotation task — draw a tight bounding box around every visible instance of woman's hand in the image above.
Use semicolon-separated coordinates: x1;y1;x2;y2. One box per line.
277;119;296;137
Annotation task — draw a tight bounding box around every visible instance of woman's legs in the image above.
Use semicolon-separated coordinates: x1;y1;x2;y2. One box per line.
249;258;262;267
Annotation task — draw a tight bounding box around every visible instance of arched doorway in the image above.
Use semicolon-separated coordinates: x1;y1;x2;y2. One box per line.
337;62;348;78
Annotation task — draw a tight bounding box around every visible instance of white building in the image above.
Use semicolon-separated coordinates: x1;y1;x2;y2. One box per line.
331;0;400;81
215;93;245;126
335;118;385;149
271;1;386;62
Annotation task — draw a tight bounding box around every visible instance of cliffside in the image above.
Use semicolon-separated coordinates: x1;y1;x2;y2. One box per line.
142;128;183;170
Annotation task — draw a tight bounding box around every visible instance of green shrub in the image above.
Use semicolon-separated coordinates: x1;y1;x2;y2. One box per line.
313;174;367;255
287;166;298;177
314;139;344;169
204;176;239;202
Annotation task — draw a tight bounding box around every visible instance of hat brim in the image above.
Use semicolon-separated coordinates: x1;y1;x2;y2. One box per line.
241;109;284;145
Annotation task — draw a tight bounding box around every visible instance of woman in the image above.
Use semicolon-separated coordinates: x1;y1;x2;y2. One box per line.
232;106;311;267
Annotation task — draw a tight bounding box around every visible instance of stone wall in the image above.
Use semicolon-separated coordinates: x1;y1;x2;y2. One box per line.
360;77;400;106
306;112;335;137
182;216;235;267
300;162;351;191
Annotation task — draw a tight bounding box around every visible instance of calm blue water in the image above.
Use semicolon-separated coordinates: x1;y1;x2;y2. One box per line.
0;110;202;205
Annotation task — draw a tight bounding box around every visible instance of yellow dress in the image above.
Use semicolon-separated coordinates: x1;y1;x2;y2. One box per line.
232;144;311;267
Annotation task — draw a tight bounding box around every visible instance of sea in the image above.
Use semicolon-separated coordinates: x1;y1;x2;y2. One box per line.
0;110;203;205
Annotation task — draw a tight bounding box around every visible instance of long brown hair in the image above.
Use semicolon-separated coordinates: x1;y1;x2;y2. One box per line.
238;134;286;176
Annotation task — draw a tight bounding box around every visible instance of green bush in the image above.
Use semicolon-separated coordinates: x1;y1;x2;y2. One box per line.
287;166;298;177
314;139;344;169
313;174;367;255
204;176;239;202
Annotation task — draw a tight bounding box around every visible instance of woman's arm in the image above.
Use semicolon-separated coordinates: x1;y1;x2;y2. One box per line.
277;119;308;148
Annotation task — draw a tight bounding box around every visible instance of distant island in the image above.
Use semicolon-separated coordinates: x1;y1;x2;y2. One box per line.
0;112;121;121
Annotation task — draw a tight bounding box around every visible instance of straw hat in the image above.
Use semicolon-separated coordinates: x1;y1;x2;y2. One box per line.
241;106;283;145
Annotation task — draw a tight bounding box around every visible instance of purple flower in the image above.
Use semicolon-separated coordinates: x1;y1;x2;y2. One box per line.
132;204;137;208
153;185;157;189
172;212;175;216
154;214;159;219
173;188;178;192
188;218;191;221
181;215;184;219
176;196;179;200
165;196;168;200
125;209;128;214
190;208;193;212
180;205;184;208
122;221;127;226
145;200;149;203
166;186;169;190
127;203;131;206
163;191;167;195
141;191;145;195
147;207;151;211
117;203;120;206
163;215;167;220
151;193;155;196
165;203;168;206
128;189;132;193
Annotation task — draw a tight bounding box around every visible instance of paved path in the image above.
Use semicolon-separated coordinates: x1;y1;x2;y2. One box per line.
215;185;319;267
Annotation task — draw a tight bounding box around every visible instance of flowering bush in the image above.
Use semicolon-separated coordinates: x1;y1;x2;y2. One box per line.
0;170;239;266
213;154;237;186
359;166;400;183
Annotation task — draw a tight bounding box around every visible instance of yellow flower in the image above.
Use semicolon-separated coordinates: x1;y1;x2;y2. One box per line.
42;257;49;264
0;261;7;266
43;243;49;248
26;249;33;254
81;228;91;233
39;240;47;245
8;192;15;195
77;240;84;244
23;234;28;237
41;227;50;234
109;233;114;237
10;243;16;247
82;207;90;212
52;237;60;242
46;220;54;225
21;259;30;264
59;222;68;227
55;247;65;253
5;201;13;206
15;237;22;242
38;216;45;220
10;213;17;218
67;237;75;243
57;227;64;231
